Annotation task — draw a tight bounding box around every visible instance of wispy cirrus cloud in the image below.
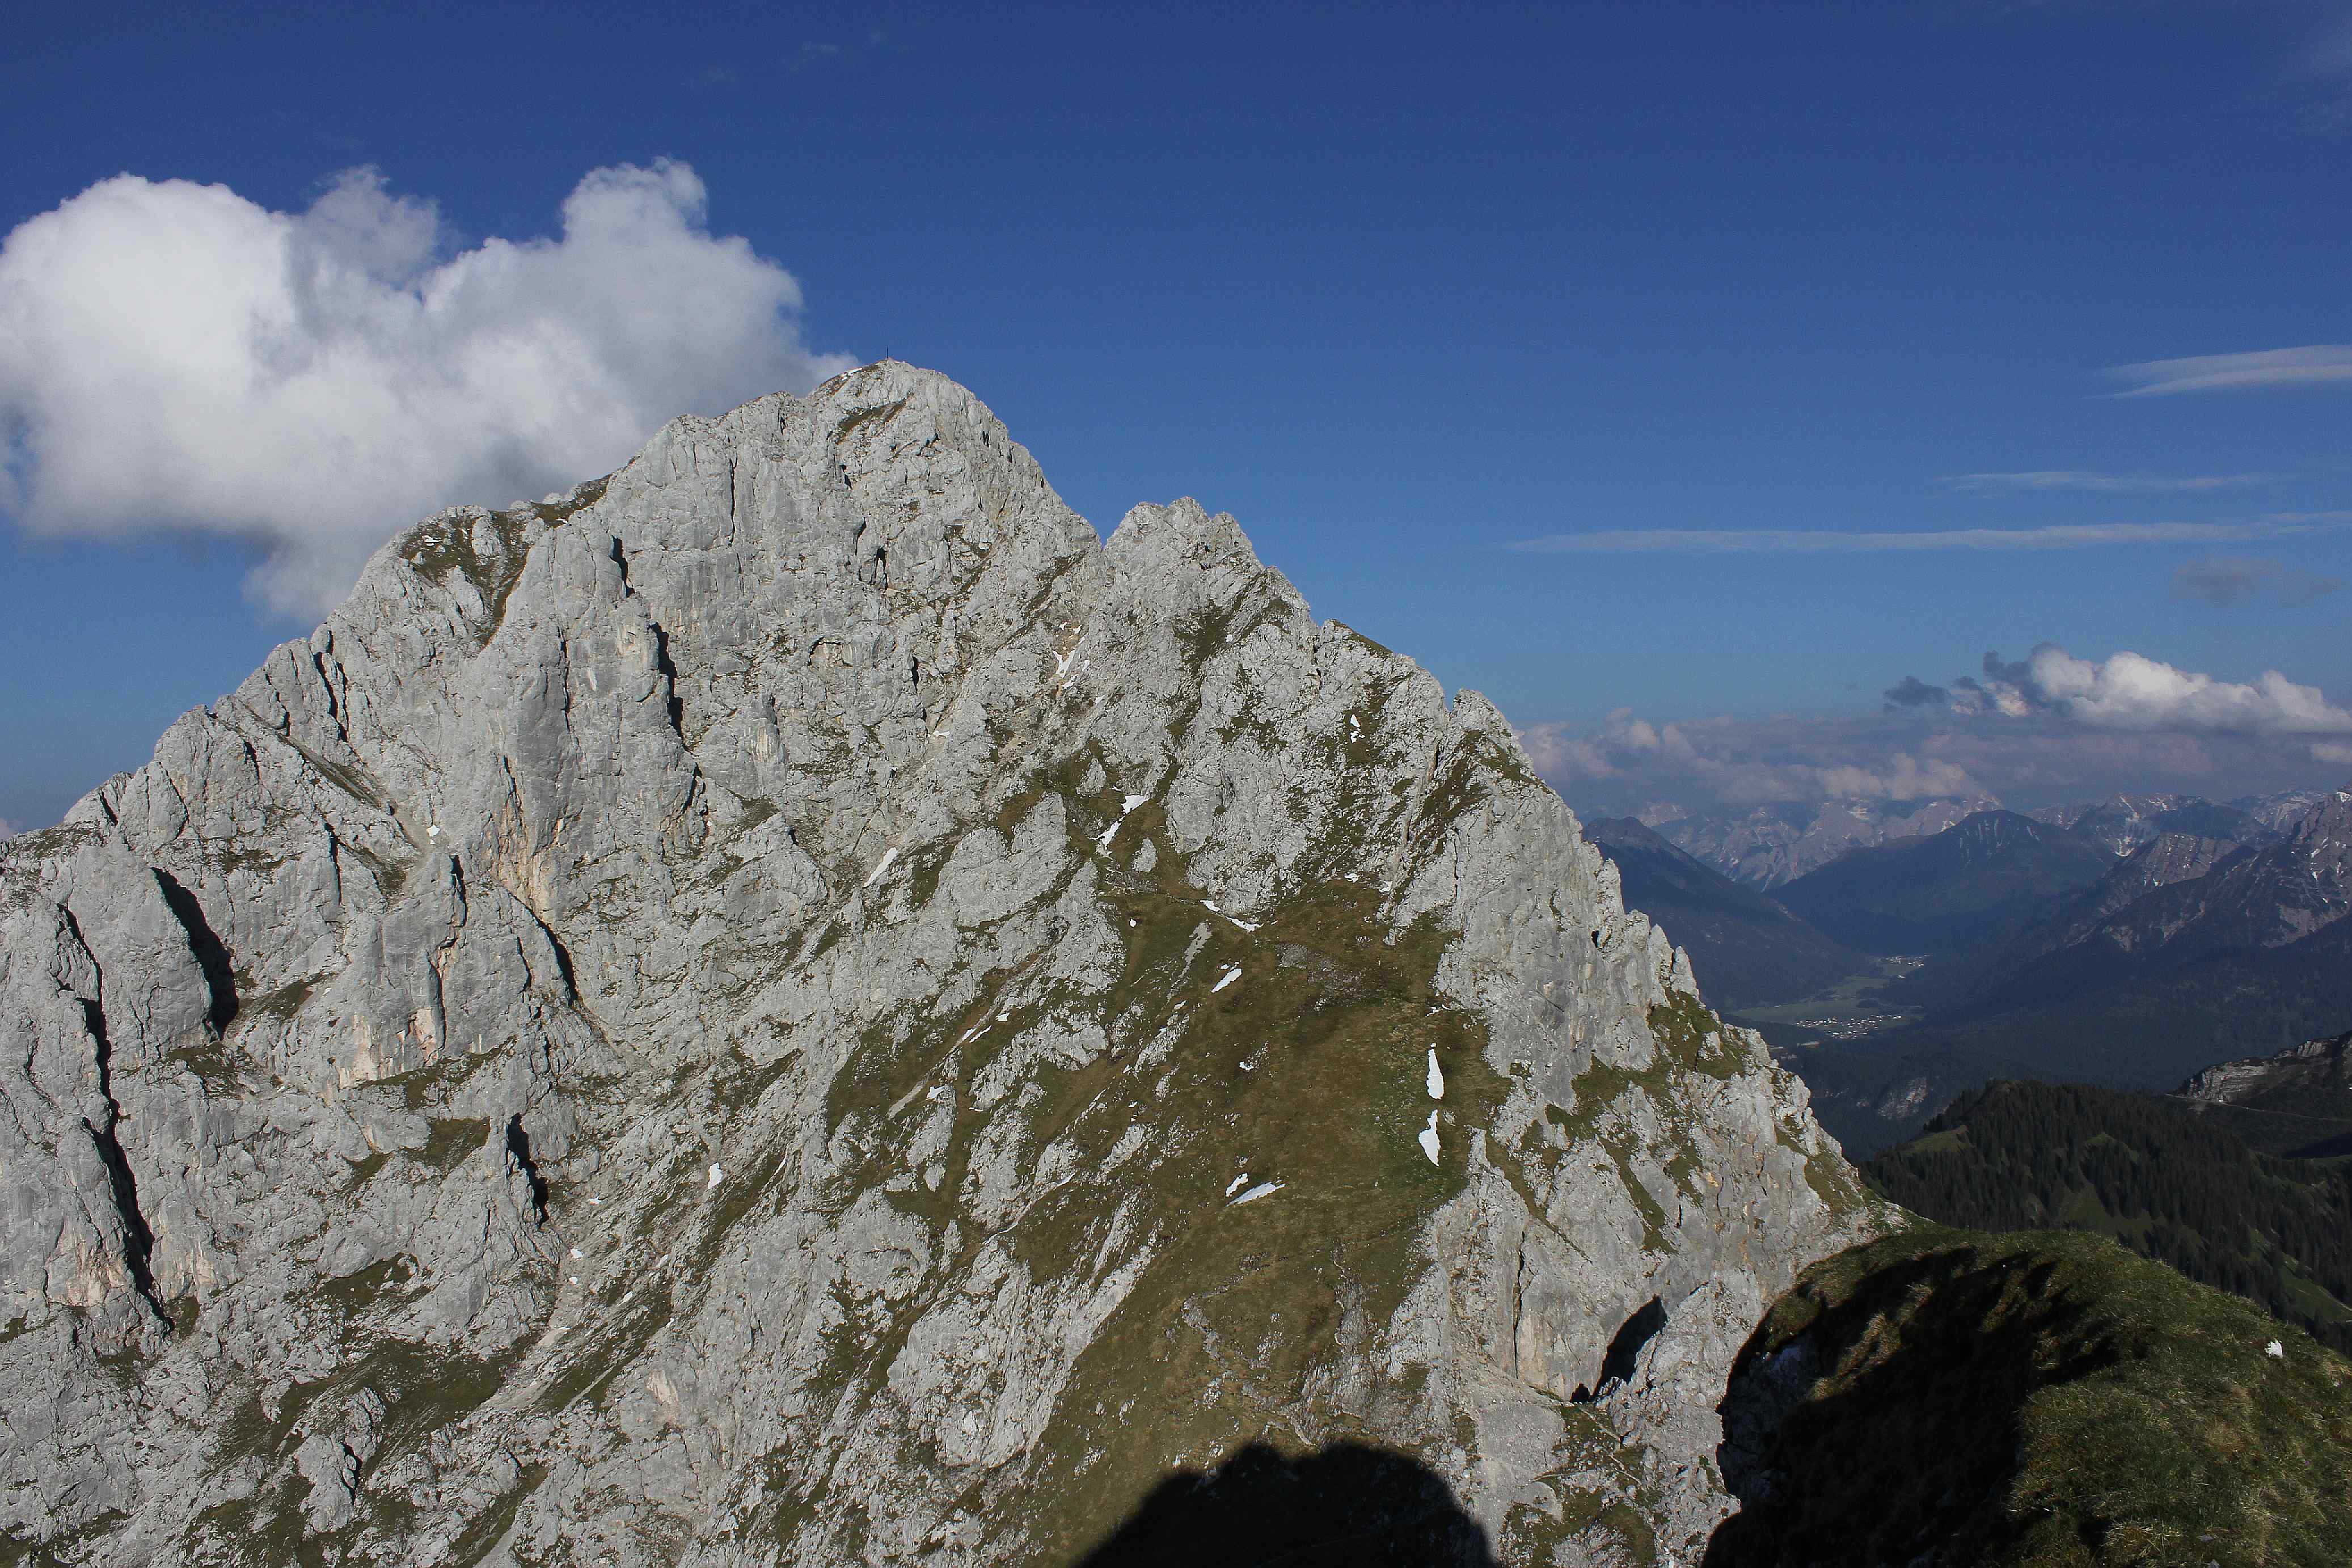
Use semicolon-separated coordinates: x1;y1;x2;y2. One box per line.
1508;514;2352;554
2172;555;2345;606
1934;470;2275;495
2294;10;2352;127
2106;345;2352;397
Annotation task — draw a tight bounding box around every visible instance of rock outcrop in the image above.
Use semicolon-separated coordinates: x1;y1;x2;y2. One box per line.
0;362;1877;1565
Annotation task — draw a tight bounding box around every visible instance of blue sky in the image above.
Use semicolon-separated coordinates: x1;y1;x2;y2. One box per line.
5;0;2351;830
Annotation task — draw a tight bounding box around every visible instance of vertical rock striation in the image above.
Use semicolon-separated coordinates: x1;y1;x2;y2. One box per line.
0;362;1879;1565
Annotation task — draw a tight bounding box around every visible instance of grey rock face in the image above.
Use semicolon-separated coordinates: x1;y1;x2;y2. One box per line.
0;362;1880;1565
2176;1029;2352;1106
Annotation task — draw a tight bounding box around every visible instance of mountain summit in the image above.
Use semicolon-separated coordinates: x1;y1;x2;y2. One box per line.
0;363;1872;1565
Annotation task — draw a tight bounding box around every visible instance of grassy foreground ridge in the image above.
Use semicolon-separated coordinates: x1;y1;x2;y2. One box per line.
1708;1226;2352;1567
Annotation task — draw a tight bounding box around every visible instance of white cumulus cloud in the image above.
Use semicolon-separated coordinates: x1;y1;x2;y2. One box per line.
2021;646;2352;736
1905;645;2352;737
0;161;853;614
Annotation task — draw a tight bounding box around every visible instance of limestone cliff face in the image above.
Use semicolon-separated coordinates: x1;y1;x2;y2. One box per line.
0;362;1877;1565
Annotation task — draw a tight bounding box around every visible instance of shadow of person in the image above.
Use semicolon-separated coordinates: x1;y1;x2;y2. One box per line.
1074;1440;1500;1568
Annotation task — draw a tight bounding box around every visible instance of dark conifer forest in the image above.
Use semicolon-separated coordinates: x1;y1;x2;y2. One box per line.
1865;1080;2352;1352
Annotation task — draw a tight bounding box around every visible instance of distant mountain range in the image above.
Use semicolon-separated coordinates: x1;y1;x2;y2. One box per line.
1581;783;2350;1151
2022;792;2274;858
1771;809;2118;956
1577;816;1869;1009
1650;785;2315;890
1643;796;1995;887
1882;787;2352;1092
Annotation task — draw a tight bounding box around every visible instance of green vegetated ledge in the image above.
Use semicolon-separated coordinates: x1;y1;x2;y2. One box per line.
1709;1224;2352;1568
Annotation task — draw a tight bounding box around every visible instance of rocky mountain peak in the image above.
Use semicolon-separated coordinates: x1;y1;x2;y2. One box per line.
2177;1029;2352;1105
2286;781;2352;851
0;364;1876;1566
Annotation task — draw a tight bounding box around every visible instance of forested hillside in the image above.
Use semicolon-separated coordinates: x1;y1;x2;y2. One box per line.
1864;1080;2352;1351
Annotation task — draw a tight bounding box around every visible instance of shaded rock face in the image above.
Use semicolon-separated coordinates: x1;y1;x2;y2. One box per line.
0;363;1874;1566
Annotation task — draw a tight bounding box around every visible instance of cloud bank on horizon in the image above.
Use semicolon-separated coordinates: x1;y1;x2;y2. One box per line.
0;161;851;614
1526;643;2352;816
1886;645;2352;737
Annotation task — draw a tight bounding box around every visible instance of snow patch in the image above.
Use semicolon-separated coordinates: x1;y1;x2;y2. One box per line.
1425;1049;1445;1100
863;847;900;888
1210;967;1241;993
1097;791;1151;849
1224;1173;1250;1197
1230;1181;1285;1206
1417;1112;1440;1166
706;1163;724;1190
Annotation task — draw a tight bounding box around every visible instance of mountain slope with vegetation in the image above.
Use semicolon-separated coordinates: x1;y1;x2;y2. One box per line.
2174;1030;2352;1160
0;362;1874;1566
1863;1080;2352;1351
1709;1225;2352;1567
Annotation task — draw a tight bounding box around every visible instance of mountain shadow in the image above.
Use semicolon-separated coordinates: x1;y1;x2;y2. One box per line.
1707;1227;2352;1567
1072;1442;1498;1568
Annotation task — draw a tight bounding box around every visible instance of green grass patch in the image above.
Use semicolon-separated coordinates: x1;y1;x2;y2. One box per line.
1716;1225;2352;1567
